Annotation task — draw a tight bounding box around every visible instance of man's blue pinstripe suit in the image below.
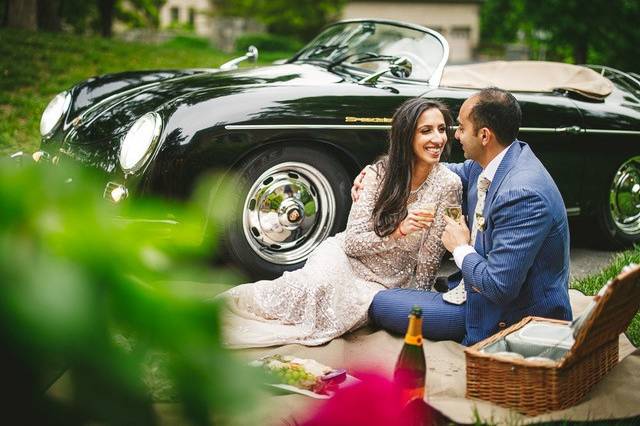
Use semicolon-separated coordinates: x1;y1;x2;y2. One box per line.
369;141;573;345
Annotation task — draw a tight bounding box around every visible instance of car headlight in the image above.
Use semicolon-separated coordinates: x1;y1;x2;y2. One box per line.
118;112;162;173
40;91;71;137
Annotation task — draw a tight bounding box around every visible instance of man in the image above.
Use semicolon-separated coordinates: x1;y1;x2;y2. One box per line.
354;88;572;345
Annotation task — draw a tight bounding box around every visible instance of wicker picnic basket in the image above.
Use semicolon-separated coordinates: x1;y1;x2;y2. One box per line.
464;264;640;416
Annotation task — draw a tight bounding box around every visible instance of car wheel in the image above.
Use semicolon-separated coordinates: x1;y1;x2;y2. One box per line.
225;145;352;279
598;156;640;247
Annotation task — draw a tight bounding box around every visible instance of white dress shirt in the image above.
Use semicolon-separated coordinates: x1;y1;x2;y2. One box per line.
452;146;510;268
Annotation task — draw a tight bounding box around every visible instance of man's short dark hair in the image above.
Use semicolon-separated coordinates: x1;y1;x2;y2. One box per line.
469;87;522;146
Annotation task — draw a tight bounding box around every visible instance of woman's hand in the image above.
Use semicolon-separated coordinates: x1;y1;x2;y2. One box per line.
393;211;434;238
351;167;368;202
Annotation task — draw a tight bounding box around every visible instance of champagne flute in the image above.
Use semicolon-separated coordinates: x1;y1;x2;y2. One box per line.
443;188;463;225
442;188;462;263
409;199;436;260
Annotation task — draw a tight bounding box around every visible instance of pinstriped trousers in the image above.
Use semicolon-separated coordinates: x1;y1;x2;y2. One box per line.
369;289;466;342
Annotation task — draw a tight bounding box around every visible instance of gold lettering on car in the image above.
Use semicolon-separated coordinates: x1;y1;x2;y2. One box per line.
345;116;392;124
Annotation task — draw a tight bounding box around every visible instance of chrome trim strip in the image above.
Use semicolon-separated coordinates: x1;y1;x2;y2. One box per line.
518;127;640;135
225;124;391;130
112;217;180;226
519;127;566;133
566;207;581;216
584;129;640;135
225;124;640;135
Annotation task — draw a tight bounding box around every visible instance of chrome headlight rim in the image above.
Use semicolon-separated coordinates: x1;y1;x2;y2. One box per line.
118;112;163;175
40;91;72;138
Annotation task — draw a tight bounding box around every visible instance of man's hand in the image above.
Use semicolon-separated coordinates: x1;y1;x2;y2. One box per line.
441;215;471;253
351;167;367;202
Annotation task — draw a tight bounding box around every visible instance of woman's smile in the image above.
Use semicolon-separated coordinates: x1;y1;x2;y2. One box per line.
425;144;443;158
413;107;448;167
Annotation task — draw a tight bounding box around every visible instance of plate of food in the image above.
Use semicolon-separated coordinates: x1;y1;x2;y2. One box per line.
249;354;358;399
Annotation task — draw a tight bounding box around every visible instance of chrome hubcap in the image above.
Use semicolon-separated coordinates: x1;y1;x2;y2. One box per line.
609;156;640;235
243;162;336;265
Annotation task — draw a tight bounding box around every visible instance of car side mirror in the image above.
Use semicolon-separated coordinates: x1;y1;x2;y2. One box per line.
359;56;413;86
389;57;412;79
246;45;259;63
220;45;260;71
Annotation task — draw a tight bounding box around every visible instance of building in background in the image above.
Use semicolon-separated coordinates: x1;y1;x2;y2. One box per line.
157;0;263;51
156;0;483;62
342;0;483;63
159;0;213;35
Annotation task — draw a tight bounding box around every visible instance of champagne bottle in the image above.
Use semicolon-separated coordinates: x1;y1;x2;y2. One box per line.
394;306;426;404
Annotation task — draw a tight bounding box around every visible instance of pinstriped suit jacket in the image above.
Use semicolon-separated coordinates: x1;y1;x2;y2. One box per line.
448;141;572;345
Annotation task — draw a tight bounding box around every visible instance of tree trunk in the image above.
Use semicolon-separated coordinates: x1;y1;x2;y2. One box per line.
2;0;8;26
6;0;37;30
573;39;588;65
97;0;116;37
37;0;61;32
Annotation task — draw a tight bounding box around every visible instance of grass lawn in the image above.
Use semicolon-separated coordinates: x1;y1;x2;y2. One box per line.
0;29;292;156
571;245;640;347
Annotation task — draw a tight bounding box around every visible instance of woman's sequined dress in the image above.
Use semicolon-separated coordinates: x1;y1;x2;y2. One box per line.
221;163;462;347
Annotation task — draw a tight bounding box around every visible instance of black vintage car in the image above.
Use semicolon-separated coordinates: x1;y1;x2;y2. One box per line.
32;19;640;278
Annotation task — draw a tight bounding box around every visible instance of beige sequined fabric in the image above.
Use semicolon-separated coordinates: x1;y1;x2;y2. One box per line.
220;162;462;348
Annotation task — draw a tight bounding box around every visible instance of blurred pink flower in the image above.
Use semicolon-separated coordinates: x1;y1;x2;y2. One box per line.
301;372;433;426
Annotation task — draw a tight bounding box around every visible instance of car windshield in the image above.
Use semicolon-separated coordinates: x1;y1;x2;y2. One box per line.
293;21;446;82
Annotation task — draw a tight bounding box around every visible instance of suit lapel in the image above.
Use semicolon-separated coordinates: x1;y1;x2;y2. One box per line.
483;141;523;218
466;164;482;230
474;141;523;255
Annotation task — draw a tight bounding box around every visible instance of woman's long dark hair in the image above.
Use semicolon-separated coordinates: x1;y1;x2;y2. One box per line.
372;98;453;237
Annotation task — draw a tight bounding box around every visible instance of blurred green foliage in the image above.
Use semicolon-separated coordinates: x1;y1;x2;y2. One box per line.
60;0;101;34
116;0;167;29
212;0;346;41
235;32;303;54
163;34;213;50
0;159;261;424
480;0;640;71
0;0;168;34
0;29;293;157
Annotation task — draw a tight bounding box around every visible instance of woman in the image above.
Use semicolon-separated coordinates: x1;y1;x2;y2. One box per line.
219;98;462;347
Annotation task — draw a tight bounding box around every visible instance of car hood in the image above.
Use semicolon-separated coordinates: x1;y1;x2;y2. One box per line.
66;64;343;144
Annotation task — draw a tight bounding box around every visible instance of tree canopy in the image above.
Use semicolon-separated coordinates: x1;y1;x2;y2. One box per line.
1;0;167;37
481;0;639;72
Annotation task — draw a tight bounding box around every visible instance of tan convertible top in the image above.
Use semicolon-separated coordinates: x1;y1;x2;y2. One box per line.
440;61;613;99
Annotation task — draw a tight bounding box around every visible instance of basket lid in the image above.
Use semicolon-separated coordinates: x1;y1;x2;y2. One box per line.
561;264;640;366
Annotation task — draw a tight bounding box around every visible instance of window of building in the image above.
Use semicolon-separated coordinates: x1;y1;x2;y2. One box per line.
451;26;470;39
188;8;195;27
170;7;180;23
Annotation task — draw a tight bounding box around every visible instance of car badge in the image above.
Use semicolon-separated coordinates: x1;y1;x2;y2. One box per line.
345;116;392;124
